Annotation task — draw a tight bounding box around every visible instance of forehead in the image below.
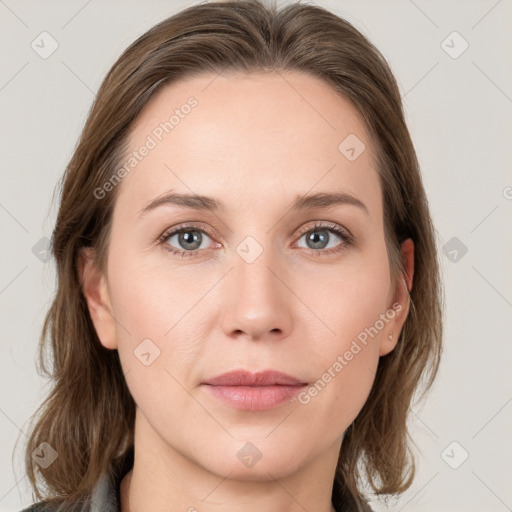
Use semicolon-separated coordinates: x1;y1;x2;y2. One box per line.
117;70;381;218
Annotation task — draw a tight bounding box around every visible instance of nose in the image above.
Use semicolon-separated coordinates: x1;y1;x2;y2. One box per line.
220;244;293;343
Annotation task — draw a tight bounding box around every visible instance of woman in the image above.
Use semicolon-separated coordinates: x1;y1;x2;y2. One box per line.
20;1;443;511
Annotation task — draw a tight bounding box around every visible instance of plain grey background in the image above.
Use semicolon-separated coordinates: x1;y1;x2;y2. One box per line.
1;1;511;511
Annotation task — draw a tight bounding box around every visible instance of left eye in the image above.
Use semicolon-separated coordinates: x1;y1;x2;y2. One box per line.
295;226;347;251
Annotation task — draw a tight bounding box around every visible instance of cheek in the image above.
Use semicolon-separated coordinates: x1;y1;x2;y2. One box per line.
304;245;392;346
105;243;212;392
295;248;391;416
107;242;210;340
106;250;207;431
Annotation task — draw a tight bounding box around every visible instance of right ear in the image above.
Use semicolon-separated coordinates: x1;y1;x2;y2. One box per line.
78;247;118;350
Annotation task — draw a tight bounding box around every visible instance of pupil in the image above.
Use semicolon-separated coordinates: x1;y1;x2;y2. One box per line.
308;230;328;249
180;230;201;249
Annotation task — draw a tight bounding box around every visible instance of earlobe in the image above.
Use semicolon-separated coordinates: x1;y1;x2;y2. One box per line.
379;238;415;357
78;247;118;350
379;330;399;357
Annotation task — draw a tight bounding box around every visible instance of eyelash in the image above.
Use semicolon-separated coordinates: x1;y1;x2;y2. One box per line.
157;221;354;258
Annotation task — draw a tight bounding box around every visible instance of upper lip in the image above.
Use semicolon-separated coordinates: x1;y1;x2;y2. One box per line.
202;370;306;386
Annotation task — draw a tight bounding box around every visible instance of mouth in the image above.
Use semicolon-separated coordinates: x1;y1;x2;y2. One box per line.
201;370;308;411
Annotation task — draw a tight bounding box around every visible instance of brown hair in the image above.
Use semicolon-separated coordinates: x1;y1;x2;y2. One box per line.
20;1;443;510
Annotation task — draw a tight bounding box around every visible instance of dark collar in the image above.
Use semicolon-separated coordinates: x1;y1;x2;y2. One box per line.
89;446;134;512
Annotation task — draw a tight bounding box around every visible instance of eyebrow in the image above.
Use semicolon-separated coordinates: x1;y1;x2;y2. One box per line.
139;190;368;217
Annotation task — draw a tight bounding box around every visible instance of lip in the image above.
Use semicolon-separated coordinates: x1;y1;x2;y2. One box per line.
201;370;307;411
202;369;306;387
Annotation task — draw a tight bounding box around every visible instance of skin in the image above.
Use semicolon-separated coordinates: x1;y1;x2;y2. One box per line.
80;70;414;512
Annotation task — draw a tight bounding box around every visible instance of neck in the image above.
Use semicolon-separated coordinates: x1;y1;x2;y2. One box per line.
120;409;341;512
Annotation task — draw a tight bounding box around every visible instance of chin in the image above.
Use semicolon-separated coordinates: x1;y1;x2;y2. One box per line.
194;439;311;481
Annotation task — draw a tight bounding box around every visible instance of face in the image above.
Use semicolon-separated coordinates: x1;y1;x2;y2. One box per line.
82;70;412;481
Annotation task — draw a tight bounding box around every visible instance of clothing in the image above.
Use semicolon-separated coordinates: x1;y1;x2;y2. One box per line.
21;447;372;512
20;447;134;512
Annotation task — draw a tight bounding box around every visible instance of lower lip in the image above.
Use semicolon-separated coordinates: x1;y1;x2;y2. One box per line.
202;384;306;411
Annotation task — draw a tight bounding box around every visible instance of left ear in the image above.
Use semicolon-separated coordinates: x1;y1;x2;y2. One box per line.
379;238;414;356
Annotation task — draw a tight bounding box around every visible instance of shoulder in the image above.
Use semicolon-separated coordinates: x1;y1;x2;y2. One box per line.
19;497;92;512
